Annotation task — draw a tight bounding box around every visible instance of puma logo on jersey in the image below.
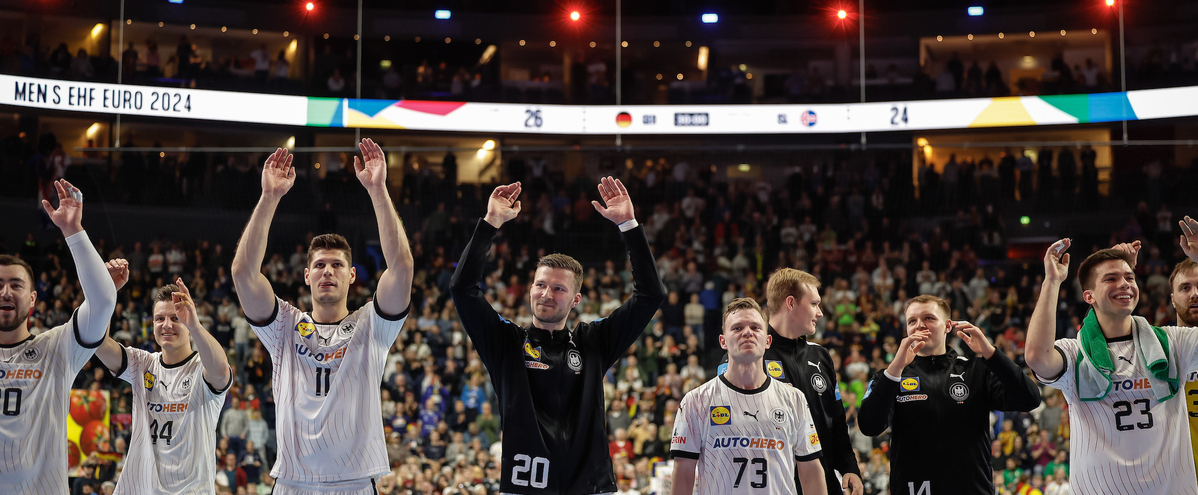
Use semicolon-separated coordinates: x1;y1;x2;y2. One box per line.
743;411;759;420
949;372;965;380
1118;356;1133;364
807;361;822;372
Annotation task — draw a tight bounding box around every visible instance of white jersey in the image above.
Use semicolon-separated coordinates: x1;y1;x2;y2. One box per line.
1038;328;1198;495
0;318;99;495
670;374;822;495
251;298;408;482
113;347;229;494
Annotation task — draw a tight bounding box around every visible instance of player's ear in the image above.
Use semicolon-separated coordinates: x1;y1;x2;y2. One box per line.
718;334;727;351
1082;289;1094;306
765;335;772;348
303;267;310;282
571;292;582;308
349;266;357;283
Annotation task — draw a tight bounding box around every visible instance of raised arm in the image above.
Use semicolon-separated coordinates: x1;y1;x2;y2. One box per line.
42;179;117;346
955;320;1042;411
95;259;130;373
231;148;294;323
590;177;667;367
1026;239;1069;381
172;279;232;390
354;138;413;316
857;330;927;436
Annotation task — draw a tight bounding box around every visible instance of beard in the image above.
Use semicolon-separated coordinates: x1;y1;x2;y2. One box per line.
532;303;570;326
0;307;30;333
1177;304;1198;327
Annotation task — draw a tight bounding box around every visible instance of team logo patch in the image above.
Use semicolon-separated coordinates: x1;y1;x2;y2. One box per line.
523;340;542;361
716;363;728;376
339;323;355;335
900;377;920;391
765;360;786;379
524;361;550;370
771;407;788;425
710;406;732;426
949;382;970;402
143;372;156;390
811;373;828;393
809;432;821;446
22;346;39;362
567;349;583;372
179;376;193;394
296;321;316;339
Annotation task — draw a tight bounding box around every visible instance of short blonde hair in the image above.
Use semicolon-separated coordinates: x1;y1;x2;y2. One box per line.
904;294;951;320
722;297;767;332
766;268;820;315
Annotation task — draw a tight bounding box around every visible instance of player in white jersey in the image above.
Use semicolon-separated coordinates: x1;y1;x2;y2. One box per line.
671;298;826;495
0;179;117;494
1167;257;1198;473
232;140;413;493
1028;227;1198;495
92;258;232;494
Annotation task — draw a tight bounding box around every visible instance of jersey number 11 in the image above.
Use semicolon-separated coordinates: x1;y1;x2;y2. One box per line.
315;366;332;396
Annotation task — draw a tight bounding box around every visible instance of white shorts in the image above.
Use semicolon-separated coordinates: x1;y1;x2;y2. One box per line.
273;478;376;495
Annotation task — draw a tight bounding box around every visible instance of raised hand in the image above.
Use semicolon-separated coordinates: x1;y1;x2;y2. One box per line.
887;330;930;377
1181;216;1198;263
105;259;130;291
954;320;996;359
484;182;522;228
1111;240;1141;267
172;278;200;331
354;138;388;194
261;148;296;199
591;176;635;225
40;179;84;237
1043;239;1071;285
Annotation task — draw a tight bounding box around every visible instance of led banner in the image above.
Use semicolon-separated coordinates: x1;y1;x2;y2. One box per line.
5;74;1198;134
0;74;307;126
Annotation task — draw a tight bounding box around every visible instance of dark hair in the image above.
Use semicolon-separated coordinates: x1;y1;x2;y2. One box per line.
1077;249;1135;291
722;297;766;331
0;255;35;285
153;284;179;304
308;234;353;267
536;253;584;293
1170;259;1198;292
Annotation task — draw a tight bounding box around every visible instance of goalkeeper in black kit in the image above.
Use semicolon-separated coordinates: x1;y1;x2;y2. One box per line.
450;178;666;495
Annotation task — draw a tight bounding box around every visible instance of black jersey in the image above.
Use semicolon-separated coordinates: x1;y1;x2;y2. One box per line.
857;349;1041;495
718;327;861;495
450;219;665;495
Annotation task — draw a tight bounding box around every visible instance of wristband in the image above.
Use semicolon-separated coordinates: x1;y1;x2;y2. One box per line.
883;369;902;382
617;219;640;232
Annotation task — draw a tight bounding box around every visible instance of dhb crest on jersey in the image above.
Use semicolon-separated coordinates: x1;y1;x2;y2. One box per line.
180;376;193;394
22;346;39;362
771;407;788;425
339;323;355;335
144;372;156;390
567;349;582;372
765;360;786;379
710;406;732;425
811;373;828;393
949;382;970;402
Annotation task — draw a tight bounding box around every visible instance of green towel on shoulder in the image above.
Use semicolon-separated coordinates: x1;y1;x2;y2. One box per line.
1076;309;1178;402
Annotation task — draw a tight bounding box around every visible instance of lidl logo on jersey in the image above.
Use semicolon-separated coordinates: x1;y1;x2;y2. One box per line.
710;436;786;451
296;321;316;339
765;360;786;379
144;372;156;390
523;340;542;361
146;402;189;413
900;377;920;391
0;368;43;380
710;406;732;425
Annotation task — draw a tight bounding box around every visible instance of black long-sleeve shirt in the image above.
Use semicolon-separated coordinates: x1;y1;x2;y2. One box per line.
857;349;1041;495
450;219;665;495
718;327;862;495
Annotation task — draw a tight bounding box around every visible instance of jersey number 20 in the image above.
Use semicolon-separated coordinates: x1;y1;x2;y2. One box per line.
511;454;550;489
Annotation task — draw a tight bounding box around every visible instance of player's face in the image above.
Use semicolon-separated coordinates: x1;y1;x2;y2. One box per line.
1083;259;1137;317
528;267;581;326
904;302;950;354
305;249;355;306
720;309;771;363
0;266;35;333
1171;268;1198;327
151;300;192;351
790;284;823;336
